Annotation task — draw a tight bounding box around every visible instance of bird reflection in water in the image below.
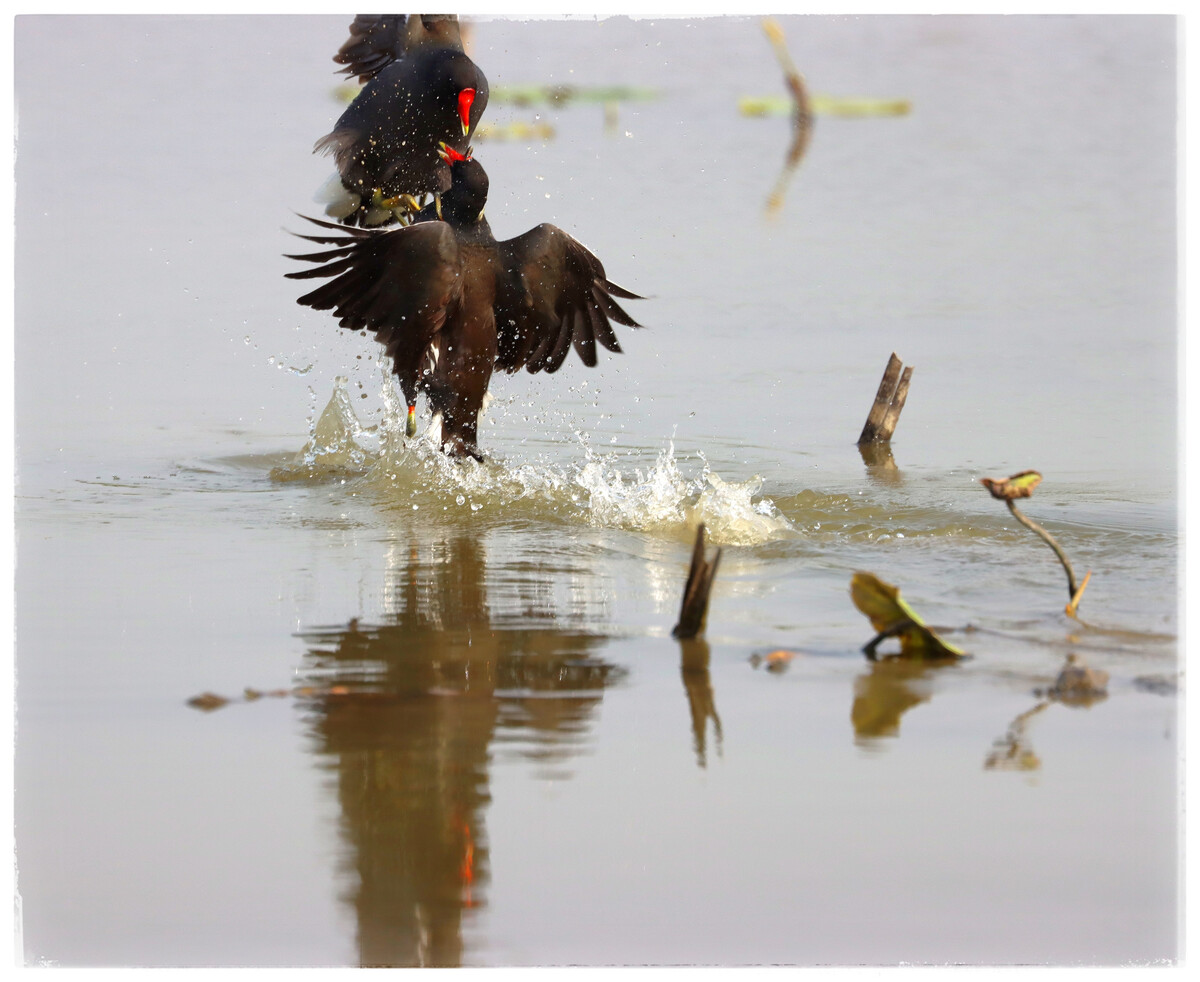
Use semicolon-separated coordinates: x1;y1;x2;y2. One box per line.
294;529;626;967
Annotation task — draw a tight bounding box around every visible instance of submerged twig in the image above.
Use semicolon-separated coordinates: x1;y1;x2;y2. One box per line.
1005;501;1081;597
672;524;723;640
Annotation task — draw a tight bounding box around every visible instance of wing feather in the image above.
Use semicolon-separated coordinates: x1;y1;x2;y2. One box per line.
496;223;642;375
285;218;463;395
570;307;597;367
585;296;622;353
332;15;408;83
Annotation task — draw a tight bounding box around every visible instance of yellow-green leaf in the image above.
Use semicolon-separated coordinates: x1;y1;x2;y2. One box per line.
738;94;911;118
981;469;1042;501
850;572;965;659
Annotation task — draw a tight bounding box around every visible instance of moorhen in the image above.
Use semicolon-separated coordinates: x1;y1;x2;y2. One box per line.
314;14;488;227
287;148;642;460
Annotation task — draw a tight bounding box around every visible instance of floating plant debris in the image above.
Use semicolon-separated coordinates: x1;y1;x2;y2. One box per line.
850;571;965;660
981;469;1091;617
1041;654;1109;707
739;94;911;118
749;649;797;673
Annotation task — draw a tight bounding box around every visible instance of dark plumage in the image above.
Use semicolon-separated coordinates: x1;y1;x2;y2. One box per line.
333;14;465;82
315;14;488;227
287;153;643;460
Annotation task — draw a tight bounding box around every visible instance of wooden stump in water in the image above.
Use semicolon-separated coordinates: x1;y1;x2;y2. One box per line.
672;524;722;641
857;352;913;446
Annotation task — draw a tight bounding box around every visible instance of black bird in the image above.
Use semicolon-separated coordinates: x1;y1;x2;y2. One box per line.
314;14;488;227
287;149;643;460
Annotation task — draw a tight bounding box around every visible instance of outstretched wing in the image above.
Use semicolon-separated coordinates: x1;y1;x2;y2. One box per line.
333;14;465;82
285;215;462;397
495;223;643;375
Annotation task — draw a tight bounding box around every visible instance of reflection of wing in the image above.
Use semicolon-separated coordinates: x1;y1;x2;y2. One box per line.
285;216;462;394
333;14;465;82
496;224;642;374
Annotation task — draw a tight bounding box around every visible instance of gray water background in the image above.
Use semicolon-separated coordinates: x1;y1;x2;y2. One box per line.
14;15;1179;966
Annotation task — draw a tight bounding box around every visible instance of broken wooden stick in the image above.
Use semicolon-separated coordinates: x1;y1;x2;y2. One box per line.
672;523;723;640
857;353;913;446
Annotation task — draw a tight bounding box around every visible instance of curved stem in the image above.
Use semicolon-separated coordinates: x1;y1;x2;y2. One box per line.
1007;500;1078;599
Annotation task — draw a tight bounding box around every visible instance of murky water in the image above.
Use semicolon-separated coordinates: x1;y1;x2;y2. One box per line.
14;15;1179;966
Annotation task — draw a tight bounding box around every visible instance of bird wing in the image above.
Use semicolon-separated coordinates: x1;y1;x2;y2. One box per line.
285;215;463;395
495;223;643;374
332;15;408;82
333;15;465;82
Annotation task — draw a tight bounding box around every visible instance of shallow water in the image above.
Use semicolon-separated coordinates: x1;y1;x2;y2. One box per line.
14;15;1179;966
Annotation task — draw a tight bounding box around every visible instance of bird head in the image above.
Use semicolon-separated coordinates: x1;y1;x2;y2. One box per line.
437;147;488;225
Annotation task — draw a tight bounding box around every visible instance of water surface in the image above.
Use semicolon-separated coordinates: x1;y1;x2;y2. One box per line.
14;15;1179;966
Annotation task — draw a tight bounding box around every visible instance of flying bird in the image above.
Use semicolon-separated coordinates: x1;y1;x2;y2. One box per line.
287;149;643;460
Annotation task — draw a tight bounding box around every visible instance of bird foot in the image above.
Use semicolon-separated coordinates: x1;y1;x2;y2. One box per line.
364;190;423;226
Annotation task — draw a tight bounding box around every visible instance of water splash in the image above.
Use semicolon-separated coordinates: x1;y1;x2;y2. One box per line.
568;442;793;545
358;430;793;545
270;377;378;482
274;381;794;545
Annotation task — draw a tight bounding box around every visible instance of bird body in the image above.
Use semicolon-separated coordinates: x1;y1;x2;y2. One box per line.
315;15;488;227
288;155;642;460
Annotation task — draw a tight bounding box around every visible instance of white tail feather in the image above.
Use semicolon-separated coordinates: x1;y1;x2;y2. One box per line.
315;171;359;220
